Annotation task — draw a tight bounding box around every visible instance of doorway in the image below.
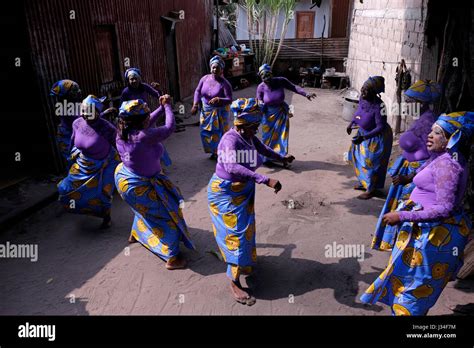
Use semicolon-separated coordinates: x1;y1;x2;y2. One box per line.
296;11;315;39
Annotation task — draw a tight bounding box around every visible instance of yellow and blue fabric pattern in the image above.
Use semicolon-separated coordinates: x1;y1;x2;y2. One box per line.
361;200;471;316
57;148;120;217
348;125;393;191
258;63;272;76
56;124;74;164
404;80;441;103
207;173;257;280
114;162;195;261
50;79;79;97
436;111;474;155
372;156;426;251
199;101;230;155
81;94;107;114
261;102;290;157
119;99;151;118
231;98;262;126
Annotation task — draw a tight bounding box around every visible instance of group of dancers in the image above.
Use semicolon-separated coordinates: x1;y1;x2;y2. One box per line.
348;76;473;315
50;54;473;313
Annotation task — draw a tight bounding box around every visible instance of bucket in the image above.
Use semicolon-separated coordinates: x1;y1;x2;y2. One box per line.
342;97;359;122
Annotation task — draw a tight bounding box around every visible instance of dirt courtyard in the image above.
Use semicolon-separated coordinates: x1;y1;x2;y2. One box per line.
1;86;472;315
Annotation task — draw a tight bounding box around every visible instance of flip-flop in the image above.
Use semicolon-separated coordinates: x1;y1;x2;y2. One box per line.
231;286;256;306
353;185;365;191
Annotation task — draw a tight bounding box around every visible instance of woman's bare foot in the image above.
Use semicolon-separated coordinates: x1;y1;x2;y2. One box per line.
166;255;187;270
357;191;375;200
128;234;138;244
230;280;256;306
100;215;112;229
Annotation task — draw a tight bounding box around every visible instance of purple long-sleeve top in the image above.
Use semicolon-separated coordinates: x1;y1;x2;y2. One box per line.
215;128;285;184
256;77;307;106
398;109;435;162
398;152;467;222
120;83;160;105
116;104;174;177
193;74;233;106
71;117;117;160
349;97;387;138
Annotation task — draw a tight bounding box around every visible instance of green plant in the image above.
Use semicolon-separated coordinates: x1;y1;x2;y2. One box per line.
242;0;296;68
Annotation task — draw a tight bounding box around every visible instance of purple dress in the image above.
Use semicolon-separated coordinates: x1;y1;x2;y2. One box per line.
208;128;285;280
348;97;393;191
116;104;173;177
215;128;285;184
193;74;233;106
398;152;467;222
256;77;308;157
361;150;471;316
399;109;435;162
120;83;160;105
193;74;233;155
372;109;435;251
57;118;119;219
71;118;117;160
256;77;307;106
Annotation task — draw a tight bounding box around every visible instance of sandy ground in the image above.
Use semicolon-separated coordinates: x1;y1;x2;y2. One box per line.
1;87;472;315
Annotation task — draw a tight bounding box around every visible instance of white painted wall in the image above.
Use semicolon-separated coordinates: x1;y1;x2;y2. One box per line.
236;0;331;40
346;0;438;130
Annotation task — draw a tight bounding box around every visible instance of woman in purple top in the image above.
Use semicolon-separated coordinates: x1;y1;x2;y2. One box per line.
347;76;393;199
361;112;474;316
121;67;172;168
115;97;195;270
120;68;161;105
191;55;233;159
207;98;294;305
256;64;316;165
372;80;441;251
50;79;83;165
57;95;120;229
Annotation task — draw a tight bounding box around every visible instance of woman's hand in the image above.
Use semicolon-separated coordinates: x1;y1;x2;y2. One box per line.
352;135;364;145
382;212;401;226
306;93;317;101
159;94;171;105
392;175;410;186
282;155;295;166
208;97;220;105
101;107;118;120
150;82;160;89
346;125;353;135
267;178;282;194
191;104;199;115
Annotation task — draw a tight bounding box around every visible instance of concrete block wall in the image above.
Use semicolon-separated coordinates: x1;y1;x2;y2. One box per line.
346;0;437;131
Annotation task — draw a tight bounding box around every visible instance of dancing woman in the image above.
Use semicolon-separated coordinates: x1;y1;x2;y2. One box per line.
57;95;119;228
192;55;233;159
256;64;316;164
207;98;294;305
361;112;474;315
121;67;172;168
372;80;441;250
115;97;194;269
347;76;393;199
